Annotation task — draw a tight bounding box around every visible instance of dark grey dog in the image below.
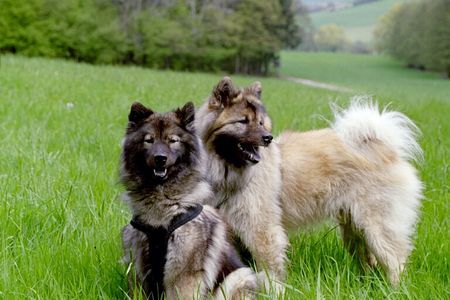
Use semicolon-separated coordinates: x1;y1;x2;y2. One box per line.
120;102;257;299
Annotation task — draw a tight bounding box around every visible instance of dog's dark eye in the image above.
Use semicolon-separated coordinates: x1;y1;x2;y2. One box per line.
259;121;264;126
169;136;180;143
238;118;249;124
144;137;154;144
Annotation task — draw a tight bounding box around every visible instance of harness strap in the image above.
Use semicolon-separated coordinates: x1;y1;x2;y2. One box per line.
168;203;203;235
130;204;203;299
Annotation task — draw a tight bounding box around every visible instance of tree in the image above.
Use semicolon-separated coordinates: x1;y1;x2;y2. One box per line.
0;0;126;63
0;0;306;75
279;0;302;49
232;0;284;74
314;24;348;52
375;0;450;76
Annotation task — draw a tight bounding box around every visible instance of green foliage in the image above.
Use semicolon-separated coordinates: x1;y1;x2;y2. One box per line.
0;0;126;63
0;0;302;75
232;0;285;74
280;0;303;49
375;0;450;76
313;24;349;52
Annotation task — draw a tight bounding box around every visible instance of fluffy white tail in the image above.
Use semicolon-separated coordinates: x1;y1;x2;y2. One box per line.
332;96;423;162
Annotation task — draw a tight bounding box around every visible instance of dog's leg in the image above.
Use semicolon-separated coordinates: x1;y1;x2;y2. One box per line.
339;214;359;255
242;223;287;277
223;190;288;284
166;272;205;300
122;225;147;298
362;225;410;285
339;212;378;269
233;223;288;297
223;200;287;295
214;267;257;300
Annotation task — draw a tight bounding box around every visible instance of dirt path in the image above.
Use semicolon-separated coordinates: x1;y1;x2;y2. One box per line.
284;76;354;93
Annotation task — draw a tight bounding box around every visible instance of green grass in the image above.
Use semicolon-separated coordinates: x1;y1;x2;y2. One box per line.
281;51;450;103
310;0;404;43
1;53;449;299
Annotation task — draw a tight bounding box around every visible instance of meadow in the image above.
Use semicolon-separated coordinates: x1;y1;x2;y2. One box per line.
1;53;448;299
309;0;404;43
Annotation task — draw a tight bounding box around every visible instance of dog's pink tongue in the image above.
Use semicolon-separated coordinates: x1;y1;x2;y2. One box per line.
249;151;261;163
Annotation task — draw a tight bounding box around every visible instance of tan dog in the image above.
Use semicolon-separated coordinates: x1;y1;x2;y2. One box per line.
195;79;288;290
196;77;423;285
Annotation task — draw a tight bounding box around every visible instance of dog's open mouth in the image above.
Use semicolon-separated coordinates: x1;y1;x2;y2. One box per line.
237;143;261;164
153;168;167;179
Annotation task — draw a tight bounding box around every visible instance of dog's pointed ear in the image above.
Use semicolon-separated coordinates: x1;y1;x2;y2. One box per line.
245;81;262;99
128;102;153;124
210;76;239;108
176;101;195;130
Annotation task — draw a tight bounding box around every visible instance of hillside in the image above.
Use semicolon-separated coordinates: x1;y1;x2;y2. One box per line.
309;0;404;44
280;51;450;102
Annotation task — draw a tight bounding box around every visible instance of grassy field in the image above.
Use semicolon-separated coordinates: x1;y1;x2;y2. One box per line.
1;53;449;299
310;0;404;43
281;51;450;103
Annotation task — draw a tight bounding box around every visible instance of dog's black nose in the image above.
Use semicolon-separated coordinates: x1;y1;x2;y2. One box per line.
154;155;167;165
262;135;273;145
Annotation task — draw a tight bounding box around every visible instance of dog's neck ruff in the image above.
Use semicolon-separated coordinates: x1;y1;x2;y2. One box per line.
130;204;203;299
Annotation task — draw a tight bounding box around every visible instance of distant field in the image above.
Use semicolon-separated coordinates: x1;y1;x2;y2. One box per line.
310;0;404;43
281;51;450;103
1;54;449;299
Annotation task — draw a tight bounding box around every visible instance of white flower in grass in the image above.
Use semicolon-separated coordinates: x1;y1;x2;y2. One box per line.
66;102;75;109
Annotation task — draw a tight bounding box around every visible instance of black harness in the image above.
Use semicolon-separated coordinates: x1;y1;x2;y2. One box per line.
130;204;203;300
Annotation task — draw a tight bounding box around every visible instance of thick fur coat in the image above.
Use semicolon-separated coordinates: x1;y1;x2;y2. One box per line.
277;100;423;284
196;78;423;285
120;101;257;299
195;81;288;288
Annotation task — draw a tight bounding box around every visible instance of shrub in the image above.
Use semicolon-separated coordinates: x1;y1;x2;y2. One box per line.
375;0;450;76
0;0;302;75
313;24;349;52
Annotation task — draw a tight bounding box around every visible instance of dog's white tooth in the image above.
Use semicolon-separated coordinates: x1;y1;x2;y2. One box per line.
250;153;253;160
153;168;168;177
